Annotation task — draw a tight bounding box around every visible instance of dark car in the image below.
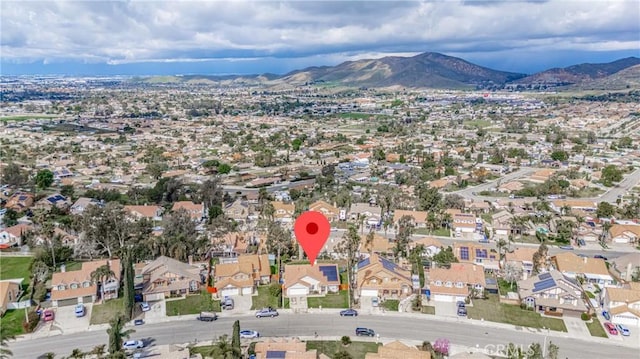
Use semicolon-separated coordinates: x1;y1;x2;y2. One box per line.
134;319;144;326
355;327;375;337
457;307;467;316
456;301;466;308
134;294;143;303
602;311;611;321
340;309;358;317
594;255;608;261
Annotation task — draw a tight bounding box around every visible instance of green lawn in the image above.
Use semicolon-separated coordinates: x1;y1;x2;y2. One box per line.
90;297;126;325
307;291;348;309
415;228;451;237
251;286;282;310
498;279;518;295
339;112;372;120
381;299;399;311
467;294;567;332
586;317;608;337
306;341;381;359
0;309;26;336
464;119;492;128
0;256;33;282
166;291;220;316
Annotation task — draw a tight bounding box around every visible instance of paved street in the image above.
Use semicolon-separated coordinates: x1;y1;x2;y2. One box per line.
9;312;639;358
452;167;538;199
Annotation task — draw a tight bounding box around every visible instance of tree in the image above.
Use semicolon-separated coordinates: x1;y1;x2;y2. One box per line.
504;343;524;359
503;262;523;290
431;246;458;268
35;169;54;189
526;342;543;359
67;348;85;359
547;341;559;359
596;202;616;218
1;163;27;187
90;345;106;359
0;325;15;359
217;163;232;174
232;320;241;357
91;264;115;303
199;178;224;210
601;165;623;186
107;315;134;355
410;244;426;287
394;215;415;259
335;225;361;306
122;251;135;320
443;194;465;210
433;338;450;356
334;351;353;359
416;184;442;211
531;243;548;274
340;335;351;346
208;335;240;359
550;150;568;161
1;209;18;227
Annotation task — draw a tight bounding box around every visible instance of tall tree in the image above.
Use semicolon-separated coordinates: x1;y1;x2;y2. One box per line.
122;251;135;320
106;315;134;355
335;225;361;306
91;264;115;303
199;177;224;210
231;320;241;358
35;169;54;189
502;262;523;290
1;163;27;187
395;215;415;259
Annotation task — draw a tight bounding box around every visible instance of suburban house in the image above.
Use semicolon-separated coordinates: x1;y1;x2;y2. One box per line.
608;224;640;244
427;263;486;302
349;202;383;228
254;338;325;359
272;201;295;224
452;213;479;236
552;252;615;287
550;200;597;213
213;255;272;297
283;263;340;310
0;279;24;316
308;200;340;222
0;223;34;248
608;253;640;282
393;210;428;228
365;340;431;359
4;192;34;212
503;247;538;280
602;284;640;327
411;237;443;258
70;197;101;215
518;270;587;317
171;201;206;221
356;253;412;301
223;198;252;224
136;256;202;302
453;242;500;271
359;233;393;256
123;205;164;221
51;259;121;307
32;193;71;211
491;210;514;240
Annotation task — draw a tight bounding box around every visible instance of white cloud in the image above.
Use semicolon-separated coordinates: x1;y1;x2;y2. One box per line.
1;0;638;65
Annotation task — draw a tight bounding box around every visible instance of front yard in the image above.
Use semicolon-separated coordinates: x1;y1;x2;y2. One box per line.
307;291;348;308
306;340;381;359
467;294;567;332
381;299;399;311
90;297;126;325
0;309;26;336
585;317;608;337
251;285;290;310
166;291;220;316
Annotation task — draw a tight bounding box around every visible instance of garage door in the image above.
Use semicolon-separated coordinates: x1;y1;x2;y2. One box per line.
144;293;165;302
613;315;640;327
241;287;253;295
288;287;308;296
80;295;93;304
433;294;455;302
613;238;629;244
221;288;239;297
57;297;79;307
360;289;378;297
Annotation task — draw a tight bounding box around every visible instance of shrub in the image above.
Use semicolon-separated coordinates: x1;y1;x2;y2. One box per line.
341;335;351;346
22;310;40;333
581;312;590;321
268;283;282;297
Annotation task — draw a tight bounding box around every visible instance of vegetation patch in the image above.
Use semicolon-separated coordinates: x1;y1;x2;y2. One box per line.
0;309;26;336
585;317;608;337
0;114;58;122
0;256;33;282
90;297;126;325
467;294;567;332
307;291;349;309
166;291;220;316
306;340;381;359
251;285;283;310
381;299;399;311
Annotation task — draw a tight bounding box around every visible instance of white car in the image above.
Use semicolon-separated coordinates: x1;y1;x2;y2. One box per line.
140;302;150;312
240;330;260;339
123;340;144;350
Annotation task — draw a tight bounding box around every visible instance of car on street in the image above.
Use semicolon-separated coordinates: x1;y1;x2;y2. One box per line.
197;311;218;321
340;309;358;317
74;304;85;317
240;330;260;339
616;324;630;336
602;311;611;321
140;302;150;312
355;327;375;337
255;307;279;318
594;255;608;261
559;246;574;250
604;322;618;335
134;319;144;326
123;340;145;350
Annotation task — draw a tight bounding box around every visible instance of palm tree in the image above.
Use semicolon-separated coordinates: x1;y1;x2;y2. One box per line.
107;315;135;355
496;238;508;263
90;345;106;359
0;326;15;359
67;348;85;359
91;264;115;302
208;335;240;359
365;230;375;255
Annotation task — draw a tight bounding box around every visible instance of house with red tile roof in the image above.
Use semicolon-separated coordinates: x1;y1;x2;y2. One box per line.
171;201;206;221
51;259;121;307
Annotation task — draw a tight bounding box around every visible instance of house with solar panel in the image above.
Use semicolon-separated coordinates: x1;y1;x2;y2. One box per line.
518;270;588;317
282;263;340;310
33;193;71;211
356;253;413;302
453;242;500;272
4;192;34;212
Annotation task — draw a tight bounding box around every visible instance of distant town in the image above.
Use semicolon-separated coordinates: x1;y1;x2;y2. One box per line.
1;75;639;359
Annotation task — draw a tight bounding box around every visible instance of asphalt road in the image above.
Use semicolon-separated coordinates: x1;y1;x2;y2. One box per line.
452;167;538;199
10;314;637;358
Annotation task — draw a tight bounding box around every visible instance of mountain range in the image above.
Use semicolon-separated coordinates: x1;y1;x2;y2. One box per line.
138;52;640;90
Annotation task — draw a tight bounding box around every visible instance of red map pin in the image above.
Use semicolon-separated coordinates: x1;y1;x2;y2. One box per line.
294;211;331;266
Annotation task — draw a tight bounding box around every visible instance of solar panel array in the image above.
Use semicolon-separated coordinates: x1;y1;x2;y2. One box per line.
266;351;286;359
539;273;552;280
533;278;556;292
319;265;339;282
357;258;370;269
460;247;469;260
380;256;397;271
475;249;488;258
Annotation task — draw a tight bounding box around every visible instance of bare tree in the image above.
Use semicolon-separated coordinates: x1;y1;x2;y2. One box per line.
502;262;523;291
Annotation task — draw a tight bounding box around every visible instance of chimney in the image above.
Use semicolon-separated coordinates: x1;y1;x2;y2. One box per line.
60;264;66;273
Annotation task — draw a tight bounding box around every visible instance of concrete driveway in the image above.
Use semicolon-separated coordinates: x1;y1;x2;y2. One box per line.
433;301;458;317
563;317;590;339
142;300;166;322
224;294;252;314
36;304;92;335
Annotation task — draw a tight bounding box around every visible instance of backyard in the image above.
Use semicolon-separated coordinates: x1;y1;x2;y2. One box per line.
166;291;221;316
306;340;381;359
307;291;348;309
467;294;567;332
0;256;34;336
585;317;608;337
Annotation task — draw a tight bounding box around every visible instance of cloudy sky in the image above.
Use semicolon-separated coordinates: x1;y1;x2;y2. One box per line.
2;0;639;75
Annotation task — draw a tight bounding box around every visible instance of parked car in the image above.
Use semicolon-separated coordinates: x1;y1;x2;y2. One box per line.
355;327;375;337
74;304;85;318
240;330;260;339
43;309;55;322
140;302;150;312
456;301;466;308
197;311;218;322
134;319;144;326
457;307;467;316
577;239;586;247
616;324;630;336
123;340;145;350
602;311;611;321
340;309;358;317
371;297;379;307
594;255;608;261
559;246;574;250
604;322;618;335
222;297;235;310
134;294;143;303
255;307;279;318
